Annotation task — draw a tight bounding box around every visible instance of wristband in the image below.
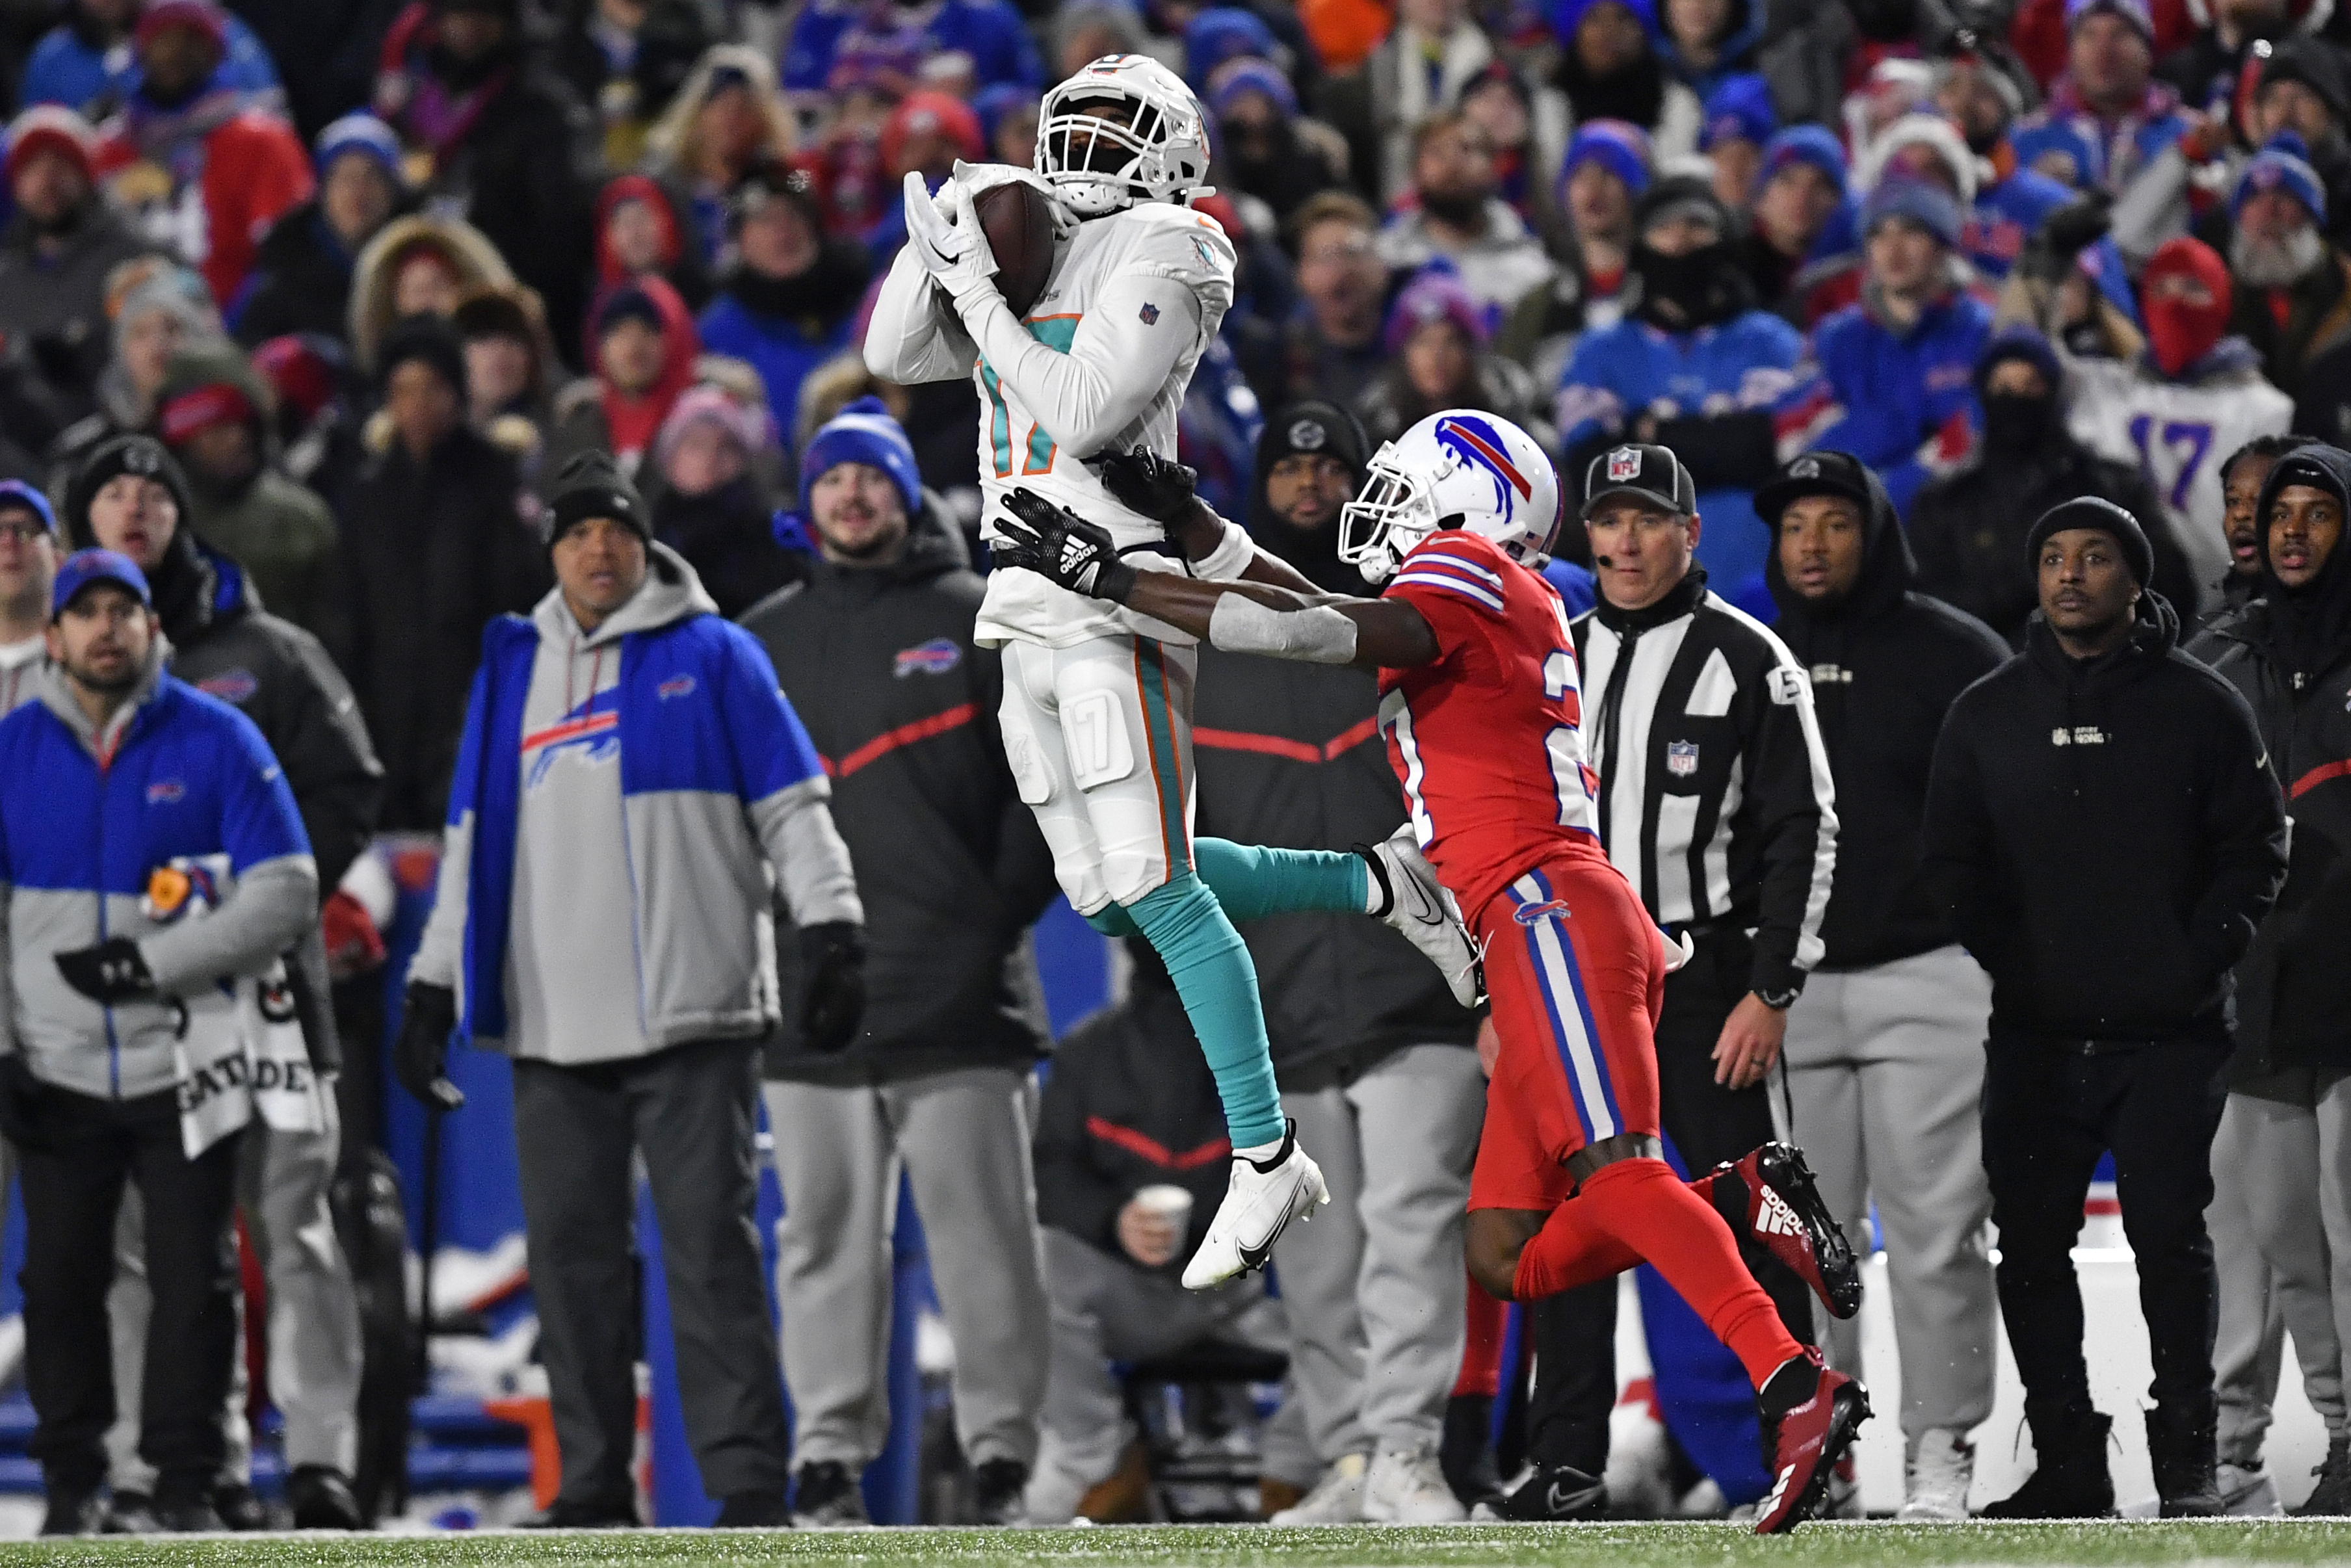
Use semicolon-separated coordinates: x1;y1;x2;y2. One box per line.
1190;519;1254;582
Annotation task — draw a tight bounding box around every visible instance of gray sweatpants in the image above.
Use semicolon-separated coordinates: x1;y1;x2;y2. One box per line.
1276;1043;1484;1463
516;1038;790;1504
765;1065;1049;1472
107;1092;361;1489
1781;945;1996;1445
2209;1090;2347;1465
1025;1228;1303;1521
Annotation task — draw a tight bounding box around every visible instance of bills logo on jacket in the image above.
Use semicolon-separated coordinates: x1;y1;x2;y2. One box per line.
197;669;259;704
895;638;962;677
657;675;697;701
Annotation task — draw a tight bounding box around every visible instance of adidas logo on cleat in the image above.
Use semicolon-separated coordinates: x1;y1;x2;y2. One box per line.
1757;1188;1804;1238
1761;1465;1795;1518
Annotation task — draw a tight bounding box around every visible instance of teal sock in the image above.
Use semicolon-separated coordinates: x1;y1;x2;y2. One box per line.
1084;904;1141;938
1192;837;1370;924
1125;872;1286;1149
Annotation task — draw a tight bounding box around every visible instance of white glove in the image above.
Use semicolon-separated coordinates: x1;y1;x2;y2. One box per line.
902;171;998;307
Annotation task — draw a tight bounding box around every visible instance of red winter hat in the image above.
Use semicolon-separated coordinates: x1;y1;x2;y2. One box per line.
2141;236;2233;379
4;106;95;187
159;380;258;447
879;91;982;179
251;335;341;426
134;0;230;58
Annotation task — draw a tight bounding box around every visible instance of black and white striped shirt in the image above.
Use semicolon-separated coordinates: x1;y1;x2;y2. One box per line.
1571;571;1839;999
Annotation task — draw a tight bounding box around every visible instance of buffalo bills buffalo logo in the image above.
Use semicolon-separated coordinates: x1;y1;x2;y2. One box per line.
657;675;697;701
895;638;963;677
197;669;259;704
1435;415;1537;524
1514;898;1571;925
146;779;185;804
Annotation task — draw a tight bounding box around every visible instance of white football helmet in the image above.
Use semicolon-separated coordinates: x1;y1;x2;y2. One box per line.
1034;54;1213;217
1339;410;1562;585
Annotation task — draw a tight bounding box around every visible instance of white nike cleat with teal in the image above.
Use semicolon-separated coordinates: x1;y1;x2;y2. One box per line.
1361;826;1484;1007
1182;1121;1328;1289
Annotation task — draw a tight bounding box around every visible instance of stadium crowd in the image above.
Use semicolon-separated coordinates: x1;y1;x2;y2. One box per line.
0;0;2349;1539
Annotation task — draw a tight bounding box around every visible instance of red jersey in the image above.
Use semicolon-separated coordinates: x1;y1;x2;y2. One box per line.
1377;531;1607;919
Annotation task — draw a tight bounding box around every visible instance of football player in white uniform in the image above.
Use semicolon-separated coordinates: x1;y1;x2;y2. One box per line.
865;55;1478;1288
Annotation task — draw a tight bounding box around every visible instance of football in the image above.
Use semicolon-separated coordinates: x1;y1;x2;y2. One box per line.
975;179;1058;319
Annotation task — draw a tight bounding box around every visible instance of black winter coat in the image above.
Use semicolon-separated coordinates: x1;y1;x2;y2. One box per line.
1768;467;2008;971
234;200;399;349
1034;975;1233;1274
2187;444;2351;1085
327;426;547;831
1922;595;2287;1047
651;477;804;622
1192;649;1479;1088
741;501;1056;1082
1909;430;2197;648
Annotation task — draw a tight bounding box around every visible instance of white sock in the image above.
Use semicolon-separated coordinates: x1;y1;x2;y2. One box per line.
1235;1134;1285;1164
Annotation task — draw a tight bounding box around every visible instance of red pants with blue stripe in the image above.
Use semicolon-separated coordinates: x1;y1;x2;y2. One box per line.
1467;853;1802;1388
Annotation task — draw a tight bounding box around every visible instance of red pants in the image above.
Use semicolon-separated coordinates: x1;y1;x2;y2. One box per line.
1467;853;1801;1389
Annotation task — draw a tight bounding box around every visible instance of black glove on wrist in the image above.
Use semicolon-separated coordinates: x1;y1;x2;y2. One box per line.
992;488;1138;603
2019;191;2112;282
395;982;464;1110
0;1054;49;1154
55;937;154;1004
1090;448;1198;523
800;922;867;1053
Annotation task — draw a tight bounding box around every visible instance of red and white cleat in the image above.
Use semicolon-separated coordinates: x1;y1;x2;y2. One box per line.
1754;1350;1871;1535
1712;1142;1863;1319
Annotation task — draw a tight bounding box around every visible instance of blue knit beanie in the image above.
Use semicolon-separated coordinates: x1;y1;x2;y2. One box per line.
313;112;404;187
1561;119;1653;200
2235;131;2328;226
1701;74;1776;153
1861;176;1964;250
780;397;923;547
1759;125;1846;191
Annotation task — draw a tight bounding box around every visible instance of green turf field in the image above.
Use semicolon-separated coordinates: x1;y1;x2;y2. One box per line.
11;1522;2351;1567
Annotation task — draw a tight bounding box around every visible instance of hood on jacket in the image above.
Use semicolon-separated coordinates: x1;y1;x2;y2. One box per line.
129;525;255;647
33;631;169;759
347;213;515;372
2025;582;2183;687
529;537;717;649
2253;441;2351;684
1763;456;1913;624
593;172;710;305
640;44;794;180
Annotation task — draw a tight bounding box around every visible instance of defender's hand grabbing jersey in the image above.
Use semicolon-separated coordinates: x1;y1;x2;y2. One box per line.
865;164;1237;650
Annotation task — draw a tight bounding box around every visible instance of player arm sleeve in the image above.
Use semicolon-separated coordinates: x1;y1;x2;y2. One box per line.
865;242;982;385
2187;689;2289;980
1740;640;1837;997
955;271;1201;456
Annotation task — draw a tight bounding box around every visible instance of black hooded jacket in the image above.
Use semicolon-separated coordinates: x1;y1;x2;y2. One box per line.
741;496;1057;1082
1767;469;2008;970
1922;592;2287;1047
2188;443;2351;1085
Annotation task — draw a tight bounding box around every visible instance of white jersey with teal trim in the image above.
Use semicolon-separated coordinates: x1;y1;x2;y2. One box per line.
863;187;1237;649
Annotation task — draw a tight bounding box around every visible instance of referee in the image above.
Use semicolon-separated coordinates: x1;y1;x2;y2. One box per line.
1508;441;1841;1517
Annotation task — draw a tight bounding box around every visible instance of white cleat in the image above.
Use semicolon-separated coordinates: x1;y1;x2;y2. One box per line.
1362;827;1484;1007
1361;1442;1467;1524
1895;1428;1975;1522
1181;1121;1328;1289
1270;1454;1368;1524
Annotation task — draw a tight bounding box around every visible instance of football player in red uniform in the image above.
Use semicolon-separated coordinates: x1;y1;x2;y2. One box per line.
994;413;1871;1533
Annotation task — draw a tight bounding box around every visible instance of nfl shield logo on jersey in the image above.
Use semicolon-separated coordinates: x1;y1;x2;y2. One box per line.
1666;740;1700;777
1607;447;1642;482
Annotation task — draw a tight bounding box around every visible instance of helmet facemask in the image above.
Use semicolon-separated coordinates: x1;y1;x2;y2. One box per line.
1339;443;1443;585
1034;59;1211;216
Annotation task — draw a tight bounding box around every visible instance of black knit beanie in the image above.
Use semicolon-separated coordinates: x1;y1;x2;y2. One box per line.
2025;496;2154;586
542;451;651;548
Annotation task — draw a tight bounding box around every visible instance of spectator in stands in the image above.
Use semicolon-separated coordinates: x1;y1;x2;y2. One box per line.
546;277;699;482
1211;59;1347;226
52;266;221;486
1189;415;1483;1527
2010;0;2190;196
2157;0;2300;114
0;107;155;413
1551;0;1702;159
235;116;409;350
2227;135;2351;415
345;213;514;377
373;0;597;366
452;283;558;474
2209;435;2315;621
1923;495;2286;1521
1555;176;1807;602
1496;122;1650;387
1735;125;1859;329
1458;62;1567;220
0;545;315;1537
1025;938;1306;1524
1356;268;1545;451
1700;74;1774;218
595;174;711;315
22;0;281;122
975;82;1040;166
1320;0;1506;203
250;333;364;521
0;485;59;715
153;343;337;636
641;47;799;266
1780;174;1992;516
1279;192;1391;409
2249;38;2351;250
1377;111;1557;324
863;91;988;265
1662;0;1763;102
328;317;545;831
648;387;797;620
1910;328;2187;646
741;398;1053;1528
2027;235;2294;604
1756;0;1958;130
551;0;710;174
65;434;378;1534
401;451;861;1529
782;0;1042;102
2187;441;2351;1519
697;164;869;439
100;0;311;310
1758;451;2008;1522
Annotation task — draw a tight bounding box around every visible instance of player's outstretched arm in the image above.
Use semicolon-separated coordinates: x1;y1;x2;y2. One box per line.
994;488;1438;670
1092;448;1324;594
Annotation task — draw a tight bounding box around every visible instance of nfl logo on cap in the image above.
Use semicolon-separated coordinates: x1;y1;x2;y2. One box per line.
1607;447;1642;482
